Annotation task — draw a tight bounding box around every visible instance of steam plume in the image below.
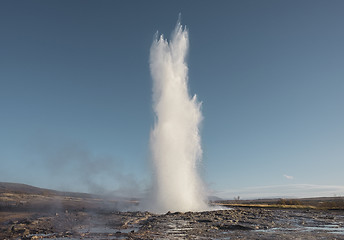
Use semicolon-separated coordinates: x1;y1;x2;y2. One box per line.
147;19;208;213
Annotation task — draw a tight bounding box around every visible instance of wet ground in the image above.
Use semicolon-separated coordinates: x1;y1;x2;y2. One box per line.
1;207;344;239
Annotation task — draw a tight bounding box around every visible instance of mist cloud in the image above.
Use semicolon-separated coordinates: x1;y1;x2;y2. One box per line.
34;141;143;198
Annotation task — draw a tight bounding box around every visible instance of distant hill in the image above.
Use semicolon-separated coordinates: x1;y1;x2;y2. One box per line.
0;182;139;202
0;182;95;198
0;182;55;195
0;182;141;213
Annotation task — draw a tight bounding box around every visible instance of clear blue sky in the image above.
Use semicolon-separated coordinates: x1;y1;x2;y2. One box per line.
1;0;343;199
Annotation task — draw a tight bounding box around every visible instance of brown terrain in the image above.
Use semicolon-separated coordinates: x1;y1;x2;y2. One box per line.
1;182;344;239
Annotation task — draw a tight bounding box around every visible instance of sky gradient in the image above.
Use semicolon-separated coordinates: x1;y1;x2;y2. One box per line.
1;0;343;199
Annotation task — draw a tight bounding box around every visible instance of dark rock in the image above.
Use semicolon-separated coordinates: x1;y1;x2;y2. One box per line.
197;219;212;223
217;224;254;231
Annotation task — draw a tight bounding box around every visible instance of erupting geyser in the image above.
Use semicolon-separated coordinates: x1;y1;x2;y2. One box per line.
147;19;209;213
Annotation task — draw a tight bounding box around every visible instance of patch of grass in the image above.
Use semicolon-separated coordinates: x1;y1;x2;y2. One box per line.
215;197;344;210
277;199;303;206
318;198;344;210
215;203;316;209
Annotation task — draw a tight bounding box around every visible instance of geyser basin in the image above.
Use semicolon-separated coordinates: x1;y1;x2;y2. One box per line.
145;18;209;213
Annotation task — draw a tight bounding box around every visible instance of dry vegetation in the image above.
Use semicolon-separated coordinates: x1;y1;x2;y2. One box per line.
215;197;344;210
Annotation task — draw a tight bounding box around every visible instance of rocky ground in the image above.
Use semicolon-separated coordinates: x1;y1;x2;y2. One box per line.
1;183;344;239
1;207;344;239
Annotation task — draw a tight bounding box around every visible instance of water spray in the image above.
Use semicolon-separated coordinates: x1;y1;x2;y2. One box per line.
147;19;209;213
